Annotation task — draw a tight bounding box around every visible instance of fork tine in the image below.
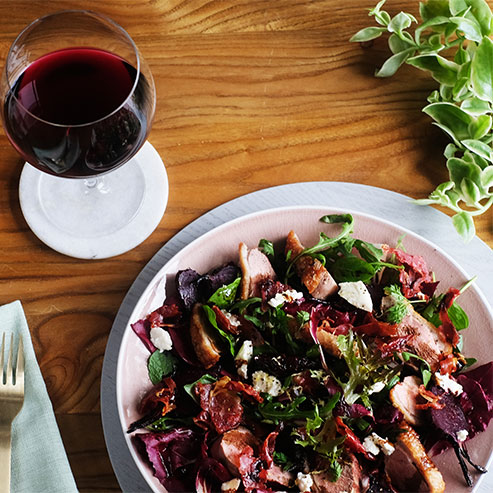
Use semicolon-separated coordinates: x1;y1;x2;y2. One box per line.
0;332;4;384
16;335;24;388
6;333;13;386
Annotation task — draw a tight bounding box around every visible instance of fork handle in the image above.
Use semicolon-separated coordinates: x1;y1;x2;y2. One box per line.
0;428;11;493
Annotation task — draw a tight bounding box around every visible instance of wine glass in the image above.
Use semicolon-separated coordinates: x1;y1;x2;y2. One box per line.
0;10;168;259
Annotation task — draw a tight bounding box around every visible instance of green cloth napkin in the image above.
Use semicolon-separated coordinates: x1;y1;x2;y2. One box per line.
1;301;78;493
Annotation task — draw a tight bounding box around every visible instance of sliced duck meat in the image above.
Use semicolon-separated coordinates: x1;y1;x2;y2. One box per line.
382;296;453;372
389;376;424;426
285;230;338;299
385;421;445;493
312;453;362;493
189;303;221;369
239;243;277;299
211;426;260;476
261;464;293;488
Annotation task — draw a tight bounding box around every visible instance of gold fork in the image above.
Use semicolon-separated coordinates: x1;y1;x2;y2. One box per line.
0;333;24;493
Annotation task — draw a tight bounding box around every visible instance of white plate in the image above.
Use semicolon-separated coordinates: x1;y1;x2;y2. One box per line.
115;205;493;493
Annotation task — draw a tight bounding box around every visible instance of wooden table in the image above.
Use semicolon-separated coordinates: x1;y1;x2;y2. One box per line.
0;1;491;491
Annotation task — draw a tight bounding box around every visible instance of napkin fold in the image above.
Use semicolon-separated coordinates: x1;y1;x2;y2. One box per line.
1;301;78;493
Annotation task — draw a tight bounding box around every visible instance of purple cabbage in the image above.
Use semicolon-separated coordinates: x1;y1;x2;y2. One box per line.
457;362;493;438
195;458;232;493
130;319;156;353
136;428;203;490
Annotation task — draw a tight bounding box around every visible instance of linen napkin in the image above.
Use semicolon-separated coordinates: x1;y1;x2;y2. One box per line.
1;301;78;493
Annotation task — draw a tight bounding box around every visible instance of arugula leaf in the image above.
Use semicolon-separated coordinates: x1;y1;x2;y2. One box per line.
231;297;261;313
202;305;236;356
208;277;241;309
351;0;493;241
148;350;177;385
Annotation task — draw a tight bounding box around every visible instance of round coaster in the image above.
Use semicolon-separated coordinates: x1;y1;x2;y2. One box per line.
19;141;168;259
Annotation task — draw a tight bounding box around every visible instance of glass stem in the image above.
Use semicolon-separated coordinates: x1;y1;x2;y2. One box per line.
83;177;110;194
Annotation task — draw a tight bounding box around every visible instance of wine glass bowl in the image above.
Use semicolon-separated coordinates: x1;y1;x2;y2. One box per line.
0;11;168;259
0;10;155;178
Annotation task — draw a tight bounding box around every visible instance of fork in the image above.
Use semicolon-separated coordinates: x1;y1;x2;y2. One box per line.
0;333;24;493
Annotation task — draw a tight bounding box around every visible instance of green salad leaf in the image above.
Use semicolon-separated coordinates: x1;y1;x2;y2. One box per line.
148;350;177;385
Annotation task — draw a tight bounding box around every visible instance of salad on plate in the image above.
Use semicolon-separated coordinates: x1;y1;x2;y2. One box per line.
126;213;493;493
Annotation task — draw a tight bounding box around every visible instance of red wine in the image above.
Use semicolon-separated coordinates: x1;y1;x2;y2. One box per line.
2;47;151;177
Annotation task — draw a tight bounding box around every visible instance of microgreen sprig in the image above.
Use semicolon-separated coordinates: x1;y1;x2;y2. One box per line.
351;0;493;242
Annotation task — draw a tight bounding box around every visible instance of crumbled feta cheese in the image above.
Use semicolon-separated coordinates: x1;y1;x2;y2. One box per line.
221;478;241;492
456;429;469;442
150;327;173;352
368;381;386;395
362;435;380;456
434;372;463;396
252;370;282;397
235;340;253;379
295;472;313;492
268;289;304;308
338;281;373;312
363;433;395;456
222;309;241;327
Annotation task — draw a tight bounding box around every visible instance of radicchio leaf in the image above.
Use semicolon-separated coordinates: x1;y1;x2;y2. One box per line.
136;428;202;489
195;457;232;493
131;319;156;353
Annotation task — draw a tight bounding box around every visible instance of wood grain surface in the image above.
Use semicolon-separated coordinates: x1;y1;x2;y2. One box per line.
0;1;491;491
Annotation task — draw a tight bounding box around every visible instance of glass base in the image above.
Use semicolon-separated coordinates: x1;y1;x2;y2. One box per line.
19;141;168;259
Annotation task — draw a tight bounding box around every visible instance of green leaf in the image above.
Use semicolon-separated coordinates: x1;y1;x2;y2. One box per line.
448;302;469;330
350;26;386;42
471;37;493;103
148;350;177;385
354;239;383;263
258;238;275;258
452;211;476;242
449;0;469;15
460;177;481;204
468;114;492;139
388;33;415;54
420;0;452;21
462;139;492;162
423;102;475;140
383;285;409;324
449;16;483;42
407;54;459;86
461;97;491;116
376;48;415;77
422;369;432;387
202;304;236;355
458;0;493;35
447;157;483;191
183;374;216;402
388;12;415;33
331;256;379;283
481;166;493;188
208;277;241;309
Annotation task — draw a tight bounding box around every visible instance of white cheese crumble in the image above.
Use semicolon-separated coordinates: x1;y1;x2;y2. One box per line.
434;372;463;396
457;429;469;442
268;289;304;308
222;309;241;327
235;340;253;379
338;281;373;312
295;472;313;492
252;370;282;397
150;327;173;352
368;381;386;395
221;478;241;492
362;433;395;456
